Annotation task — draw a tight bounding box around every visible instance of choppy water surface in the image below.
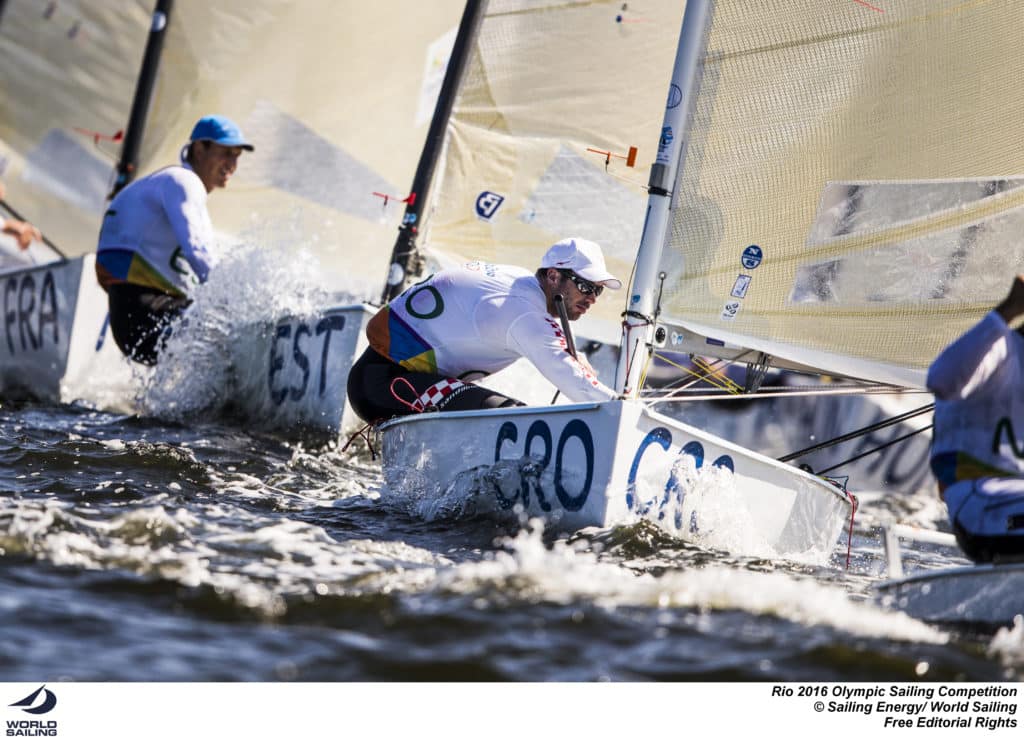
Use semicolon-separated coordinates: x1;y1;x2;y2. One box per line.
0;398;1021;682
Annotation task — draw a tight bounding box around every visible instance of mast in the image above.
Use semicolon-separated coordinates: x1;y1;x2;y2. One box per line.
615;0;714;396
380;0;487;303
109;0;174;198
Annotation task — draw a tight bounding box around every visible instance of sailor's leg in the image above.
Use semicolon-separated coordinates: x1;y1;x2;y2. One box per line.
106;285;189;366
346;348;523;423
945;477;1024;562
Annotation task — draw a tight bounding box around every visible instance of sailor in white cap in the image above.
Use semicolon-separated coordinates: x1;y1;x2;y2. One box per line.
347;237;622;424
96;114;254;365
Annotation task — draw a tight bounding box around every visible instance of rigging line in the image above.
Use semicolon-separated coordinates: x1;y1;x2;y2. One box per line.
692;356;744;394
815;423;933;476
643;383;924;401
655;352;738;394
0;198;68;260
641;353;750;405
777;401;934;463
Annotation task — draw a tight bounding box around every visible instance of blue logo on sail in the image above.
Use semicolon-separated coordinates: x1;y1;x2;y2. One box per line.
475;191;505;221
741;245;763;270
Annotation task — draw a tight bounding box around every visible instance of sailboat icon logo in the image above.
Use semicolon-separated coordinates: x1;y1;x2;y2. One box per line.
9;685;57;715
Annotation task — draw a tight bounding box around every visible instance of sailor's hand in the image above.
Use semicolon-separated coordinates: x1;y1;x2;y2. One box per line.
996;274;1024;324
2;219;41;251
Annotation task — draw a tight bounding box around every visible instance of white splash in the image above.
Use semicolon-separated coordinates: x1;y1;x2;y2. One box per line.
629;451;781;560
989;615;1024;674
139;235;372;421
434;522;948;645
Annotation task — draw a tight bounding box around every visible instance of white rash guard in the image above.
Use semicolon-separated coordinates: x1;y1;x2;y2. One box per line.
370;262;617;403
927;310;1024;487
96;164;216;296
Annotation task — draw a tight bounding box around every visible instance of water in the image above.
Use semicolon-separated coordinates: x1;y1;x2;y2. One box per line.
1;397;1021;683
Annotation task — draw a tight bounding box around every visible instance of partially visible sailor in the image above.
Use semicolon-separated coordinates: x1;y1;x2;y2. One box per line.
347;237;621;424
95;114;253;364
0;181;42;251
927;274;1024;561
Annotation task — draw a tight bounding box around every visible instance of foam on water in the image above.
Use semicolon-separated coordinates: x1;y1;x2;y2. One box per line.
0;488;448;617
989;615;1024;672
433;522;948;645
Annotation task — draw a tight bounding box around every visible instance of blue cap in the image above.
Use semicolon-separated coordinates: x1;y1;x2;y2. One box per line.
188;115;254;151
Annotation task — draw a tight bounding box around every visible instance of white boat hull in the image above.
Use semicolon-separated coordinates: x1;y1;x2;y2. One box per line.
225;303;374;435
876;563;1024;627
380;400;853;558
0;254;134;407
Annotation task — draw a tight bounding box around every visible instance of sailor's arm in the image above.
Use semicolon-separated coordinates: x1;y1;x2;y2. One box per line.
0;191;41;252
161;171;216;282
925;278;1024;400
507;312;617;402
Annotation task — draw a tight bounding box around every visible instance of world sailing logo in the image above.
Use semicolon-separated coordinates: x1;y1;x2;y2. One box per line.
6;685;58;737
8;687;55;716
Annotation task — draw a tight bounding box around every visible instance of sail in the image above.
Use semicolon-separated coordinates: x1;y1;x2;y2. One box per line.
0;1;151;257
423;0;684;343
134;1;466;293
657;0;1024;388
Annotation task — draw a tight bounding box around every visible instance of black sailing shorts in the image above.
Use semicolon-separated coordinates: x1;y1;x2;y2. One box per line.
346;346;523;424
106;283;190;366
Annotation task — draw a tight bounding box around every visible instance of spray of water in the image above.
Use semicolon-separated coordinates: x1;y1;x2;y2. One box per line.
139;230;373;422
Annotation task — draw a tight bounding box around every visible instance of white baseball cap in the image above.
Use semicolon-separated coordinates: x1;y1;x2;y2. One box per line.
540;237;622;290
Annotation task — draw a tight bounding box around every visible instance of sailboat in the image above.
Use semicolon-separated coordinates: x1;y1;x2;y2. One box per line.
0;2;148;405
0;1;466;415
874;525;1024;627
377;0;1024;561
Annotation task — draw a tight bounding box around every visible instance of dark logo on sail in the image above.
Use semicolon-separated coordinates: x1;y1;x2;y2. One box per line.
8;686;56;715
475;191;505;221
741;245;763;270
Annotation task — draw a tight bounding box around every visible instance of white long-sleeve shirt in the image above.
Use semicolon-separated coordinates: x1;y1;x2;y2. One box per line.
927;310;1024;487
95;164;215;296
369;262;617;403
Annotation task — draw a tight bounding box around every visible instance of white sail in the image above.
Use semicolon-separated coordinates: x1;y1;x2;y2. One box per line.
0;1;151;257
423;0;685;343
136;1;466;292
656;0;1024;388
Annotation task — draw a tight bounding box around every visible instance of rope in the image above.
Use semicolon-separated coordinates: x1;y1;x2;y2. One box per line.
651;352;744;395
814;423;934;476
341;422;379;460
389;377;424;413
777;401;934;463
644;383;921;402
844;490;859;570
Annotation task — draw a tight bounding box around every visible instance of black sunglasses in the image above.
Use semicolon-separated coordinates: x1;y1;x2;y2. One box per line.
559;269;603;297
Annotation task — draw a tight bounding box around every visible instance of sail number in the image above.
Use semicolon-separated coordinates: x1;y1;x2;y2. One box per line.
267;314;347;404
627;427;734;530
492;419;595;511
3;270;59;355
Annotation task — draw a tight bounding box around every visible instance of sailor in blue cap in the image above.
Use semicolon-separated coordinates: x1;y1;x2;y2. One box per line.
928;274;1024;561
96;114;254;365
